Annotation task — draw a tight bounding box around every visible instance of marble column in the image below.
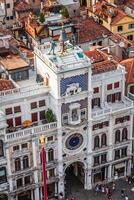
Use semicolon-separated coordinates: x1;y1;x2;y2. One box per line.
6;147;13;192
32;139;40;200
85;168;92;190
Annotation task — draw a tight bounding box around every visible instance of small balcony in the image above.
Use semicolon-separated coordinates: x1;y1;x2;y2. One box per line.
92;96;133;119
0;81;50;104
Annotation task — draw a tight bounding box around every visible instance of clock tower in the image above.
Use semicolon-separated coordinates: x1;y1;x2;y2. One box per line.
35;29;92;195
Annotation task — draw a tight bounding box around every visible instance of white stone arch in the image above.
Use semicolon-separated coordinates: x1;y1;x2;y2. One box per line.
64;159;87;172
63;159;92;190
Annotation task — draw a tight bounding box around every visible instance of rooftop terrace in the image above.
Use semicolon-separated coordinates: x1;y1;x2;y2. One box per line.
34;41;91;73
92;96;133;119
0;70;50;104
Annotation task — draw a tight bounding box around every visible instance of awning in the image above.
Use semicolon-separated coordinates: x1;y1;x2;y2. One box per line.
114;163;125;169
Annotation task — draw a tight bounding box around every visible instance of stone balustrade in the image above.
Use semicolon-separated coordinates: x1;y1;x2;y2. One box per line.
5;122;57;141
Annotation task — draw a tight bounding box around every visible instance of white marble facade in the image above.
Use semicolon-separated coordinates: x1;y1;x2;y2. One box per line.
0;41;133;200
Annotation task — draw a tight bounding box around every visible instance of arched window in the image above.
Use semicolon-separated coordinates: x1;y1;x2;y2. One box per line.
94;136;100;149
0;140;4;157
15;158;21;171
48;149;54;162
122;128;128;141
115;130;120;143
23;156;29;169
101;134;107;147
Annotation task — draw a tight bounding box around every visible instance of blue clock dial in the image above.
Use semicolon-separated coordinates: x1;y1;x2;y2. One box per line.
66;133;83;150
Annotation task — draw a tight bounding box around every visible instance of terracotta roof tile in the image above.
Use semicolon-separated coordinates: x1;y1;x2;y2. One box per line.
92;59;117;74
0;55;29;71
89;0;131;25
76;17;112;44
0;79;15;91
109;34;133;47
84;49;106;63
124;0;134;10
84;49;117;74
120;58;134;84
111;9;127;25
15;0;32;12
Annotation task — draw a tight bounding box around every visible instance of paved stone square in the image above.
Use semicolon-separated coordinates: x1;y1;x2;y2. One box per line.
65;175;134;200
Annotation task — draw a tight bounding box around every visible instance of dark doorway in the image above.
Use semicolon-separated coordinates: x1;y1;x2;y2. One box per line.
18;190;31;200
101;167;105;181
65;162;85;199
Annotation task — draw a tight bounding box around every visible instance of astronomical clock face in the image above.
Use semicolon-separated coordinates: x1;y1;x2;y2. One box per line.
65;133;83;150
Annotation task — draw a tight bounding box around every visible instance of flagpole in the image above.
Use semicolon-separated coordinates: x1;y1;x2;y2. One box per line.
40;135;47;200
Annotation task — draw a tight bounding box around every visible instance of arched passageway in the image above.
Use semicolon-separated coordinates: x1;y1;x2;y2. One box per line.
65;162;85;198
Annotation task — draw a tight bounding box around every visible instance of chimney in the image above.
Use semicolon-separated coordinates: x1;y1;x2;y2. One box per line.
107;46;111;54
108;55;113;61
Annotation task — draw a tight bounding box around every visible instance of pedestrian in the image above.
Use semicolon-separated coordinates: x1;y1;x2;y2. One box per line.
98;184;102;192
101;185;105;193
59;192;64;200
107;189;112;200
125;176;128;183
128;176;132;184
70;195;75;200
95;184;99;195
105;186;109;195
114;171;118;180
121;189;125;198
55;193;58;199
125;194;128;200
132;175;134;183
112;182;115;191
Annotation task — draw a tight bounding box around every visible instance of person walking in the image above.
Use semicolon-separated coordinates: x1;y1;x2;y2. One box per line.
59;192;64;200
112;182;115;191
105;186;109;195
95;184;99;195
70;195;75;200
107;189;112;200
125;194;128;200
121;189;125;198
101;185;105;193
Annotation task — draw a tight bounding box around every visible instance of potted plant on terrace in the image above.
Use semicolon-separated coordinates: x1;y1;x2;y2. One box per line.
45;109;56;123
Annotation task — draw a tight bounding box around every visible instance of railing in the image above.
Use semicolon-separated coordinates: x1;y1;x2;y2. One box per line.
92;96;133;118
5;122;57;141
92;69;123;82
34;47;91;73
0;82;49;103
128;92;134;101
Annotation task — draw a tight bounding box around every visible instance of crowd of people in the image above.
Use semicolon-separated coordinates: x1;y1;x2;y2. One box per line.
95;180;130;200
57;175;134;200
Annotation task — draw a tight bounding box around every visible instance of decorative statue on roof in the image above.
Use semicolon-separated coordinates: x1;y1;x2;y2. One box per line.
48;39;56;55
71;33;76;48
